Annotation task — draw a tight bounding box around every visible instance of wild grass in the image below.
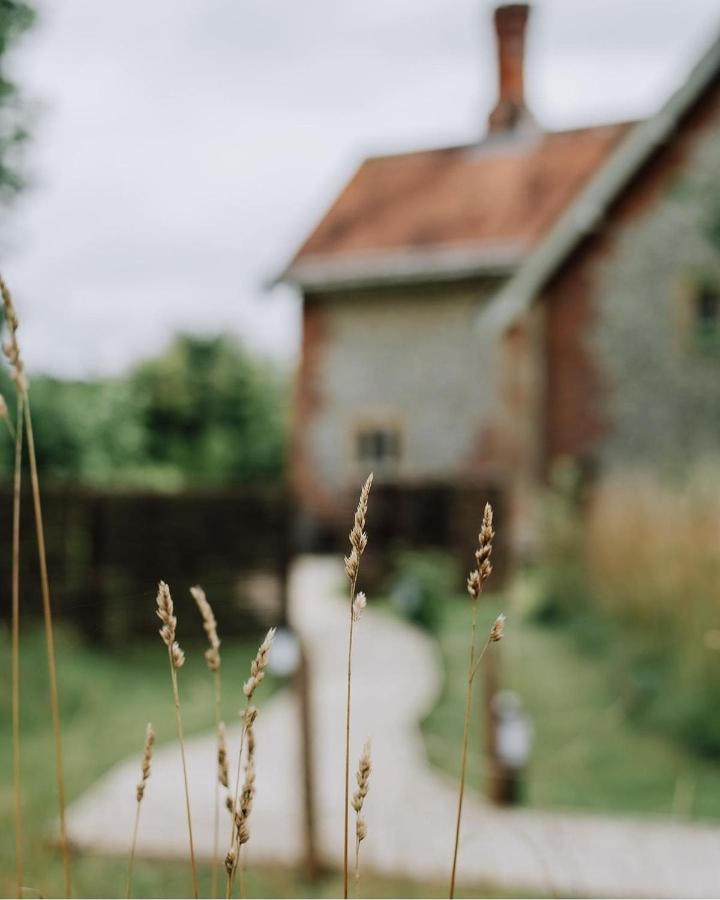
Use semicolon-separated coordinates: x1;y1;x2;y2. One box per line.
449;503;505;900
351;741;371;897
1;275;71;897
530;464;720;756
225;626;275;898
190;584;224;897
10;389;24;898
155;580;198;898
0;623;278;896
342;473;372;899
585;467;720;631
127;722;155;899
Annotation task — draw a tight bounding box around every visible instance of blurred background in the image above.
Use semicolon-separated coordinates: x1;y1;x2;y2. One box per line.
3;1;720;897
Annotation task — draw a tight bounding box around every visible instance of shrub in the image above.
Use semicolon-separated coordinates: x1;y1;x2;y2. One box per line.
531;459;592;623
387;550;460;631
536;462;720;758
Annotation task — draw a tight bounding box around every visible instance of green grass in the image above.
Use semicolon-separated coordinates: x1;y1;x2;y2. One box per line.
0;624;534;899
422;578;720;821
0;623;283;898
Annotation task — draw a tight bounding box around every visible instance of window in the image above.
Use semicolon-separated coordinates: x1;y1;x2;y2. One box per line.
694;283;720;352
696;286;720;333
355;424;402;472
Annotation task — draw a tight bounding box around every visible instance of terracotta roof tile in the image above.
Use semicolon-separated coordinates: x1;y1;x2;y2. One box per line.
291;123;634;269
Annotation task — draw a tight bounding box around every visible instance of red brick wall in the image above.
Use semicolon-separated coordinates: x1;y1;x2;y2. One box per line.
291;298;337;519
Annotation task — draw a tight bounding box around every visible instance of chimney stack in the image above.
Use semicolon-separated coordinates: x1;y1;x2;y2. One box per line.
487;4;532;134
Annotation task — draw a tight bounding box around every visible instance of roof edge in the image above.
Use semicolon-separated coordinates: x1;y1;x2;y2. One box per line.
480;26;720;334
277;243;525;293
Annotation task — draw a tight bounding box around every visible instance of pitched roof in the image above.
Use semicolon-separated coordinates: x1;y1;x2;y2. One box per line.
283;122;632;291
483;28;720;333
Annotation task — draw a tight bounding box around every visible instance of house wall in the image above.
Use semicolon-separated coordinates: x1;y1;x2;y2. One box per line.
292;279;532;518
542;74;720;474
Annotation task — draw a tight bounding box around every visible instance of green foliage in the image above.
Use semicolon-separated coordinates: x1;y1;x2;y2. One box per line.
424;585;720;821
0;624;519;898
387;549;460;631
131;334;286;486
0;1;34;195
530;459;589;624
0;624;280;898
0;333;288;488
531;467;720;760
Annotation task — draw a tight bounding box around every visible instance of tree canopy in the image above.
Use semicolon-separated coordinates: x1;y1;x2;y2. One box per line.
0;0;34;195
0;334;288;489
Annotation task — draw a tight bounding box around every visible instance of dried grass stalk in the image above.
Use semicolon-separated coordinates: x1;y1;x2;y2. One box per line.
2;275;71;898
449;503;503;899
10;392;24;898
226;706;258;898
489;613;506;643
225;629;275;898
156;581;198;898
351;591;367;623
191;585;224;897
218;720;230;792
0;390;14;438
127;723;155;898
242;627;275;699
352;741;371;897
343;473;372;899
191;584;220;672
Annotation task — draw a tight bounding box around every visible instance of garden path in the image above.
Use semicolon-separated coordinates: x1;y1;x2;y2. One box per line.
67;555;720;897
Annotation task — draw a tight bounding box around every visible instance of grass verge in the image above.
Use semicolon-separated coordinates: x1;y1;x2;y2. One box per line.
422;579;720;821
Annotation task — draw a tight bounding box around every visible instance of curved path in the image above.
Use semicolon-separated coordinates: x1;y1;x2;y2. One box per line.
67;556;720;897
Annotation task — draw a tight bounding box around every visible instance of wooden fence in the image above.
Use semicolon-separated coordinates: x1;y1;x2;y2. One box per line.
0;486;291;642
295;480;508;591
0;480;505;643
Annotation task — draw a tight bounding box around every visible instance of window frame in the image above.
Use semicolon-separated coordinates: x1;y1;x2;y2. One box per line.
351;417;404;478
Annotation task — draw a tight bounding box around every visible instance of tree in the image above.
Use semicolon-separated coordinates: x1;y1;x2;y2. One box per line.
0;334;287;488
131;334;287;486
0;1;34;195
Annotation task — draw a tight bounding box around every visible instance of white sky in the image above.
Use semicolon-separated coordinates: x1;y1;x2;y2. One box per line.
1;0;719;377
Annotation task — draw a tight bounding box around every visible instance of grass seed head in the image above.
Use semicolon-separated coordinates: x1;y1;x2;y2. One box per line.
156;580;177;647
352;591;367;623
467;502;495;600
170;641;185;669
351;740;371;814
135;722;155;802
218;721;229;789
0;276;27;395
490;613;506;642
344;473;373;581
190;585;221;671
243;629;275;699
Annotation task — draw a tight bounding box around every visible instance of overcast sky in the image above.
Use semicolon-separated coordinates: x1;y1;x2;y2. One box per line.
2;0;719;378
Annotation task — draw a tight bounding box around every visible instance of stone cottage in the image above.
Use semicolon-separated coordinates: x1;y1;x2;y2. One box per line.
280;3;720;547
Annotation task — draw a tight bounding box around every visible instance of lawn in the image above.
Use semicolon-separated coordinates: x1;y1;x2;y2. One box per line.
0;623;530;899
10;571;714;898
0;623;283;898
422;575;720;821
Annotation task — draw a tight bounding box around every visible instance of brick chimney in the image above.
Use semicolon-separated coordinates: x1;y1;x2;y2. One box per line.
487;4;532;134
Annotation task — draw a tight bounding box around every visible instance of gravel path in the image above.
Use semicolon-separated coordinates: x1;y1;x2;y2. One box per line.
67;556;720;897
